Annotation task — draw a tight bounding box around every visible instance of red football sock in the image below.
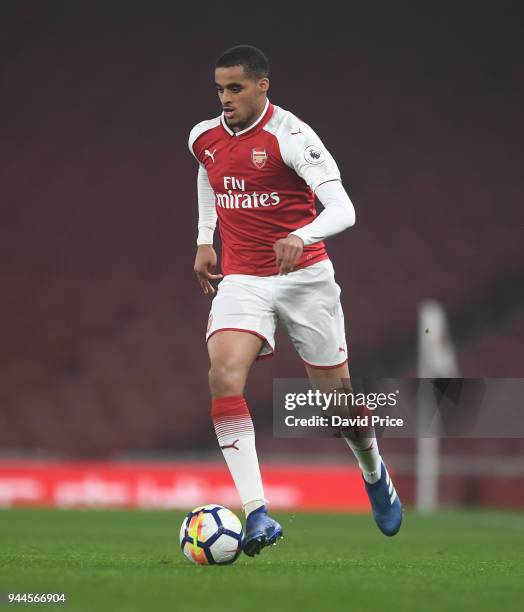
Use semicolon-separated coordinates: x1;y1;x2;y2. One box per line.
211;396;265;514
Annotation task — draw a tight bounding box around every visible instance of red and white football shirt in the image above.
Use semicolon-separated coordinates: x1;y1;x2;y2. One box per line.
188;99;341;276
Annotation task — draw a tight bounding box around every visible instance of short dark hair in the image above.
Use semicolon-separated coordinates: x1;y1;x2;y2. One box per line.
215;45;269;80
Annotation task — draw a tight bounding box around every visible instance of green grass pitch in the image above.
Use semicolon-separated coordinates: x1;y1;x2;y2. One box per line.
1;509;523;612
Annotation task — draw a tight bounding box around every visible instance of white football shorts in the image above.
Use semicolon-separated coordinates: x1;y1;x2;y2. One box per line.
206;259;348;368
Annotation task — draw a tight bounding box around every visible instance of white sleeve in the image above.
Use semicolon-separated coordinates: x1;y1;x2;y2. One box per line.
196;165;217;245
279;121;341;191
289;180;355;246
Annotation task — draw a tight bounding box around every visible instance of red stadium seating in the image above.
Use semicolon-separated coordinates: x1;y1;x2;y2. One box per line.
0;4;522;461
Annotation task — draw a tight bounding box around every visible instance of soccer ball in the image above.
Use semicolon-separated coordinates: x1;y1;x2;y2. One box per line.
179;504;243;565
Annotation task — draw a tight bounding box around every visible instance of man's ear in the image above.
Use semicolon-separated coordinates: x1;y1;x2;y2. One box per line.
258;77;270;93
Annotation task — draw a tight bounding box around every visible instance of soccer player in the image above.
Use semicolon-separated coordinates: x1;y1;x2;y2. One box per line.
188;45;402;556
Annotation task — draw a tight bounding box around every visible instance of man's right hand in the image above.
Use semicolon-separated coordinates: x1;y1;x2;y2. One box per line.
193;245;223;295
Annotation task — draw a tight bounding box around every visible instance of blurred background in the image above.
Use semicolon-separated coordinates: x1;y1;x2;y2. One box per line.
0;0;523;511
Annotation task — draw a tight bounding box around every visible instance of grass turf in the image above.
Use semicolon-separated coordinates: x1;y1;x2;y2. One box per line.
0;509;523;612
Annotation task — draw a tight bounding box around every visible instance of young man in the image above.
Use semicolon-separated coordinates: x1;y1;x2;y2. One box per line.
188;45;402;556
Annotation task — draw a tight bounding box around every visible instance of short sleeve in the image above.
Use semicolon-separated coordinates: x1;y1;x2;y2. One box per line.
188;116;221;166
188;124;203;165
279;121;341;192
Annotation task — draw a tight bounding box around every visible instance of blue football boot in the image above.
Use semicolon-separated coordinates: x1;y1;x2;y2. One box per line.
242;505;283;557
364;461;403;536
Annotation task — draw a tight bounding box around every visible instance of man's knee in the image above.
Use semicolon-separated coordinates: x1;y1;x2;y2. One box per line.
208;361;247;397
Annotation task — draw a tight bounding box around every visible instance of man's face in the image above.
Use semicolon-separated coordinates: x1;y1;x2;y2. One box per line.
215;65;269;131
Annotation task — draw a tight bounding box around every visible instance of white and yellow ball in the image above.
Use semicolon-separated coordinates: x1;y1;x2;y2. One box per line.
179;504;243;565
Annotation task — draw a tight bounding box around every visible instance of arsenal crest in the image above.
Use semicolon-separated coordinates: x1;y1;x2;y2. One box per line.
251;147;268;169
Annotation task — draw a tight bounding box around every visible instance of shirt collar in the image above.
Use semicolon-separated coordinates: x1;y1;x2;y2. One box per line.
221;98;270;137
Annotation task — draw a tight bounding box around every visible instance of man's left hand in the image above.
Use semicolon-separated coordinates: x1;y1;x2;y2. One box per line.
273;234;304;275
